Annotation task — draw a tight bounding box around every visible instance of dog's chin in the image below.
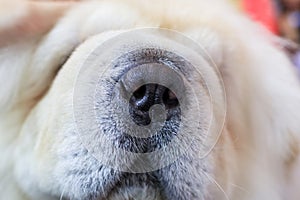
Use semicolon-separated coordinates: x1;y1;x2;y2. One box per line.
107;185;162;200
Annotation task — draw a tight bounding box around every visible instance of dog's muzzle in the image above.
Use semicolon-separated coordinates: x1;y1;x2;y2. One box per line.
72;28;225;173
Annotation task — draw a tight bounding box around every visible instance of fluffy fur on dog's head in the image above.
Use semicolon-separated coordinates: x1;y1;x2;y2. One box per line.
1;0;300;200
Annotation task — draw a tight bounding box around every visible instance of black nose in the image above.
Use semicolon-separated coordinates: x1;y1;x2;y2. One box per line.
129;84;179;125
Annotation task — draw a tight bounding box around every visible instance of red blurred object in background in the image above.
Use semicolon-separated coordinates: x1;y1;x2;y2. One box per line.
242;0;279;34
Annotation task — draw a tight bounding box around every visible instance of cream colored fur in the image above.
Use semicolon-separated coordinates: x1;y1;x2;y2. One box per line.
0;0;300;199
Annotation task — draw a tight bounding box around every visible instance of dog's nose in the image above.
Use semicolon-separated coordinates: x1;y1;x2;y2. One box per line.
129;84;179;125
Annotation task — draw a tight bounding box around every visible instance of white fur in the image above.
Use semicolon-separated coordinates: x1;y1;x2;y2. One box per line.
0;0;300;199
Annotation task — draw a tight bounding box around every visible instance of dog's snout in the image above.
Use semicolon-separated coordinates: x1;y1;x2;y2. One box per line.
129;84;179;126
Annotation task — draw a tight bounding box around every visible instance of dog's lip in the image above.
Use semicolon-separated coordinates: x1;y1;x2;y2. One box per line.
106;183;159;200
104;173;162;200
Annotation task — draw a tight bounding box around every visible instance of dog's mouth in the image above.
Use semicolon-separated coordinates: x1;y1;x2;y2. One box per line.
105;173;163;200
107;184;162;200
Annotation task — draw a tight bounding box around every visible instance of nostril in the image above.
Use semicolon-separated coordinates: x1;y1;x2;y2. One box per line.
130;84;179;110
131;84;155;111
129;84;180;126
163;88;179;109
133;85;147;100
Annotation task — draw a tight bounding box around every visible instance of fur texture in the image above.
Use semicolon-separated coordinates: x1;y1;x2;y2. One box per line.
0;0;300;199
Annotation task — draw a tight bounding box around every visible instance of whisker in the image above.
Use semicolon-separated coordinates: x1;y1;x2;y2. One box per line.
59;183;67;200
202;170;231;200
229;183;250;195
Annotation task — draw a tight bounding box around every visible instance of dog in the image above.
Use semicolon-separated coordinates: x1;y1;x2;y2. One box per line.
1;0;300;199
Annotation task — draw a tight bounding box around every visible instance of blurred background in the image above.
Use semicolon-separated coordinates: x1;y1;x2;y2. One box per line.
231;0;300;74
